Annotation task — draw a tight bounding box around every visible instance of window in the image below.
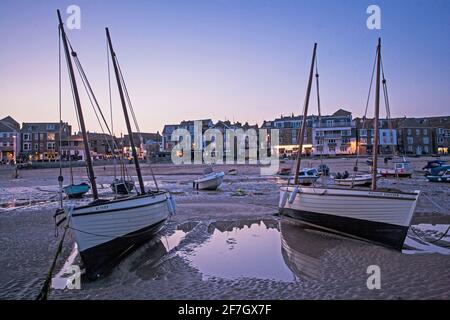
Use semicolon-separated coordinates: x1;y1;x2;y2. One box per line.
329;146;336;152
326;120;334;127
341;130;351;136
40;133;44;140
407;145;413;152
275;122;283;128
23;133;30;141
359;129;367;137
359;138;367;145
328;139;336;144
407;129;412;135
47;133;55;141
340;146;348;152
2;133;7;138
2;142;7;147
423;137;429;144
47;124;56;130
342;138;351;144
416;129;420;136
34;133;39;140
293;121;300;128
437;137;444;144
316;146;323;152
23;143;31;151
423;129;427;135
424;146;429;154
47;142;55;150
34;143;39;150
316;130;324;137
407;137;414;145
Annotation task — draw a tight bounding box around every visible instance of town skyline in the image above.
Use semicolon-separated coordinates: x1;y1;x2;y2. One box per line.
1;0;449;134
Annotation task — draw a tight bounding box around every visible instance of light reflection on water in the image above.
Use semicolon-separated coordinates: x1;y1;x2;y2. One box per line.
184;220;297;282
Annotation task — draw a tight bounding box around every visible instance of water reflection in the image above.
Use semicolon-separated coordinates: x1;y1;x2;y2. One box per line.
184;220;296;281
280;220;342;279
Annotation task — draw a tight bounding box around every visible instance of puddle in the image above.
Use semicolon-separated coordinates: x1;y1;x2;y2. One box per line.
181;220;311;282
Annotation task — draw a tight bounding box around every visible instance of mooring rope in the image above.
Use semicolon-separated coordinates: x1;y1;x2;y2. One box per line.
36;226;68;300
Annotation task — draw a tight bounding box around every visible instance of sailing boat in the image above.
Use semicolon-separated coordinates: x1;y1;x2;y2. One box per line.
279;40;420;250
111;160;135;194
57;11;176;279
63;157;90;198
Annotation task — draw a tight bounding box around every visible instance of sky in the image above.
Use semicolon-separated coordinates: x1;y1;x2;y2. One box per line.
0;0;449;134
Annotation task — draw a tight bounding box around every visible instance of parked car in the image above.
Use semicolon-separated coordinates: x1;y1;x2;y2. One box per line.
423;160;447;176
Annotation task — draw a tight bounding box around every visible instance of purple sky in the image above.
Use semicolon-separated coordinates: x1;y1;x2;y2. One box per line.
0;0;449;134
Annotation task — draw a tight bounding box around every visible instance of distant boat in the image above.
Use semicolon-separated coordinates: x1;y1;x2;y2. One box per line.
377;160;412;178
279;40;420;250
423;160;447;176
291;168;320;185
193;171;225;190
63;182;90;198
110;178;135;195
426;165;450;183
334;173;374;187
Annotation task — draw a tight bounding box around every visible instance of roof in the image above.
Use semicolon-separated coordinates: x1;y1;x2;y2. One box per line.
0;116;20;131
162;124;179;134
179;119;213;127
331;109;352;117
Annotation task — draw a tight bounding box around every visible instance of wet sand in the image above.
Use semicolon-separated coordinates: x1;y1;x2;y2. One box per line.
0;156;449;300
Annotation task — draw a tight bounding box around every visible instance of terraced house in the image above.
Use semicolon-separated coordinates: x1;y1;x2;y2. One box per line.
312;109;356;156
0;116;20;163
20;122;71;161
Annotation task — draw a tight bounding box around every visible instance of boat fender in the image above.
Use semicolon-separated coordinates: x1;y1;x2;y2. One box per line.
167;194;176;214
288;186;299;204
279;189;289;208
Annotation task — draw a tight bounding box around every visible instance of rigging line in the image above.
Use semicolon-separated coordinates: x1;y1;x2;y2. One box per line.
314;55;326;187
115;56;142;138
71;52;124;162
58;26;64;209
73;58;116;158
353;45;378;178
380;55;396;157
106;35;118;183
114;54;160;191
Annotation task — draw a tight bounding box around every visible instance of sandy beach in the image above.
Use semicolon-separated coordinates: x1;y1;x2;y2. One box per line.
0;156;449;300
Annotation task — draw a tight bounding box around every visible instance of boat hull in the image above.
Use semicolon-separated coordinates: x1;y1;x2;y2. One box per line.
377;169;412;178
279;186;419;250
68;192;173;279
63;183;90;198
110;180;135;194
334;174;375;186
426;175;450;183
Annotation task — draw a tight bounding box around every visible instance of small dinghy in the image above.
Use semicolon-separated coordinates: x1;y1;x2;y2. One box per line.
377;160;412;178
426;165;450;183
193;170;225;190
110;179;135;195
288;168;320;185
333;172;375;187
63;182;90;198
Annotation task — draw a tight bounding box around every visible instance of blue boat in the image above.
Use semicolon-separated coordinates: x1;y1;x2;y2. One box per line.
426;165;450;183
63;182;90;198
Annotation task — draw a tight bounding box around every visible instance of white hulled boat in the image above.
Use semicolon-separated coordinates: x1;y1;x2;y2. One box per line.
56;14;176;279
193;171;225;190
278;40;419;250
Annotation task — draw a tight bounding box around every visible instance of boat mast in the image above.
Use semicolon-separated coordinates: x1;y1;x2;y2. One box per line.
371;38;381;190
105;28;146;194
294;43;317;185
57;10;98;200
